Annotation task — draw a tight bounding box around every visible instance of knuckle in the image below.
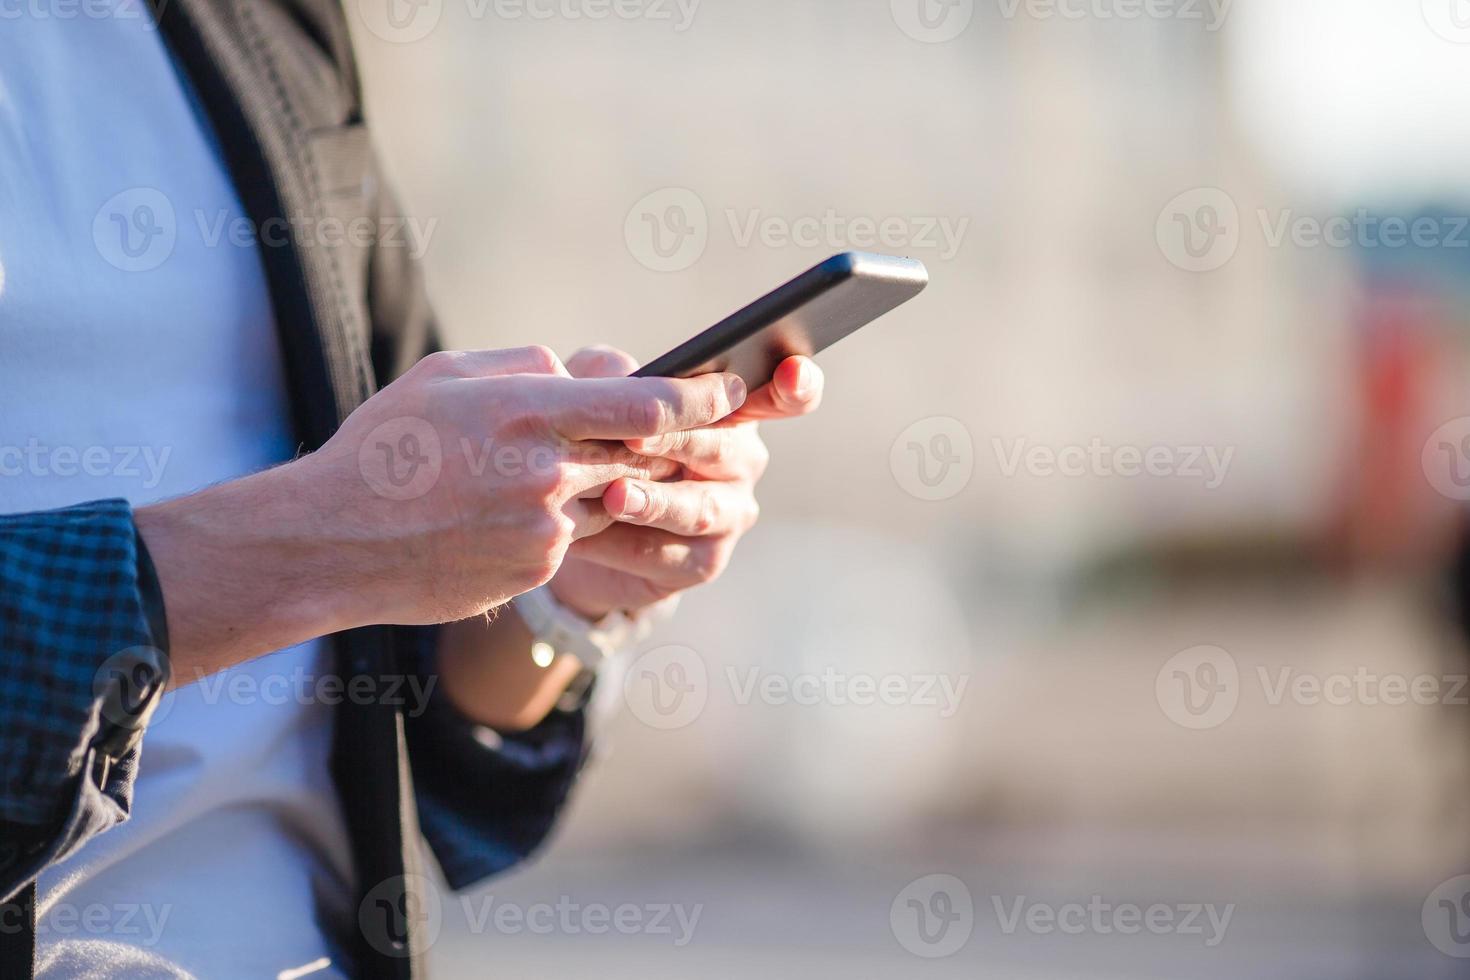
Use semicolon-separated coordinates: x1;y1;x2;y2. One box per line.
519;345;563;374
530;511;577;555
548;459;580;497
627;393;670;437
692;489;720;536
551;512;577;546
701;384;725;424
519;469;566;514
527;511;564;543
526;554;561;590
417;350;461;377
527;454;564;493
591;349;627;376
751;435;771;473
690;541;728;584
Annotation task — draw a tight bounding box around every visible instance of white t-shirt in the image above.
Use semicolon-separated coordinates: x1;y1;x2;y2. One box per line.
0;7;353;978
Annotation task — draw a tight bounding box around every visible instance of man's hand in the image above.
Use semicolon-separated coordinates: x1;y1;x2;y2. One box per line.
136;346;747;683
547;347;824;619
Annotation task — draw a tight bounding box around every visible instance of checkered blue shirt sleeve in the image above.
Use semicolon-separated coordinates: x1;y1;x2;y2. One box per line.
398;625;593;891
0;499;168;902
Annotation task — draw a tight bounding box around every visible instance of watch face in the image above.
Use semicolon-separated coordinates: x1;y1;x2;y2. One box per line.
531;641;558;669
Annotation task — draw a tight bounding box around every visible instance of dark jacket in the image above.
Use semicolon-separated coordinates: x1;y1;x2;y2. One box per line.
0;2;590;976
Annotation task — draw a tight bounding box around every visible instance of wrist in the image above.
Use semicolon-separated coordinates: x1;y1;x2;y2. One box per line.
547;577;616;621
135;459;368;683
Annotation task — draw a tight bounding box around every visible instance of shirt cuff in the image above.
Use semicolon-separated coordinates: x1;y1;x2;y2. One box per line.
0;500;170;900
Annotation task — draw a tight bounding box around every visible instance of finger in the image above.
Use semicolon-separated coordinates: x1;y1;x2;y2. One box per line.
626;421;768;481
565;345;640;380
548;555;680;613
568;523;731;589
548;373;748;442
418;345;571;379
603;477;758;536
545;443;683;498
727;356;823;422
564;497;616;540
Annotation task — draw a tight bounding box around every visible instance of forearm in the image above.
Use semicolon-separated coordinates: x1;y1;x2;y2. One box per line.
134;460;373;688
436;611;583;732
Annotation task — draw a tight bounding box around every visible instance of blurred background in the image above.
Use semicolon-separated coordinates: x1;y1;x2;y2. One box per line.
351;0;1470;975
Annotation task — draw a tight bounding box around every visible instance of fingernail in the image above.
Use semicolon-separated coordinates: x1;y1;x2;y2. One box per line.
725;376;748;408
631;436;665;455
619;483;649;518
792;362;813;399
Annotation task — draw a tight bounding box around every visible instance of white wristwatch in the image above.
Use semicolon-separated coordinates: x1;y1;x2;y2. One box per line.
514;585;668;668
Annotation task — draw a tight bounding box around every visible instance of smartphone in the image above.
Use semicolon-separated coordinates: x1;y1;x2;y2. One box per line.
633;252;928;389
